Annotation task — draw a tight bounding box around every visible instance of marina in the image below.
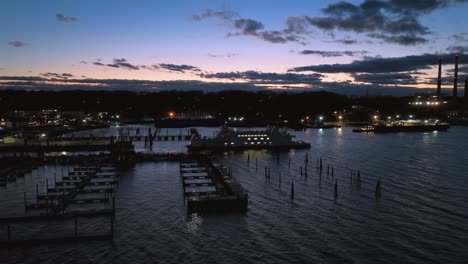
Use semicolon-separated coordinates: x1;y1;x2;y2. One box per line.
0;126;468;263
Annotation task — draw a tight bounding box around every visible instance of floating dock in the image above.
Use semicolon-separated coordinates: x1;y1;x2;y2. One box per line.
180;156;248;214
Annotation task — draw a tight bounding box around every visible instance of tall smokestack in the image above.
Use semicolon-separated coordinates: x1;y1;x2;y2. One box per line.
437;57;442;99
454;54;460;97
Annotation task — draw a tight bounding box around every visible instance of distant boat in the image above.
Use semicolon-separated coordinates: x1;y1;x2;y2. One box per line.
187;125;310;150
353;120;450;133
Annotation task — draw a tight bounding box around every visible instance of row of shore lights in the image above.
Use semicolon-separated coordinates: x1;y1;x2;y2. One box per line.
373;115;414;120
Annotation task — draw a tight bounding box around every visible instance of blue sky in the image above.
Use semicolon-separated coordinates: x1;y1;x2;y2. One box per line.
1;0;468;95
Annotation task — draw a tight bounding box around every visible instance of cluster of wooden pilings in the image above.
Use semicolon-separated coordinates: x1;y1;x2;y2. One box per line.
247;152;383;201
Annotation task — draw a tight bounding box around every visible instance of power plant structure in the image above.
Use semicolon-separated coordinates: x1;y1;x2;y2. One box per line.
453;54;460;97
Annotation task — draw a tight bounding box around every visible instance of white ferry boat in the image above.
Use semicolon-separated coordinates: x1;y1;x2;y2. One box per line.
187;125;310;151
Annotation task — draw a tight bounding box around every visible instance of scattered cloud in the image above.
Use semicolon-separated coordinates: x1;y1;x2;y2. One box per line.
368;33;428;45
108;58;140;70
40;72;75;79
80;61;88;64
0;75;453;96
92;58;139;70
200;70;323;84
353;73;418;85
56;13;78;23
139;65;159;71
334;39;358;45
158;63;200;73
447;45;468;53
193;10;305;44
282;0;468;46
8;41;27;47
289;53;467;73
299;50;369;57
191;9;237;22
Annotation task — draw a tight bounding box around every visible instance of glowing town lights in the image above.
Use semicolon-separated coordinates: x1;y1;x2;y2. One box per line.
409;115;413;119
116;115;120;119
373;115;378;120
40;133;46;137
396;115;400;118
338;116;342;120
168;112;175;118
387;116;391;120
318;116;324;121
305;116;310;120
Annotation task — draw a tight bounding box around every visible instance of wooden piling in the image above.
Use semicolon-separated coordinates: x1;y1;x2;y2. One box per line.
320;158;323;171
74;219;78;237
255;158;258;171
375;178;382;198
300;166;303;176
327;165;329;176
334;180;338;200
290;181;294;200
247;153;250;167
332;166;334;177
288;156;291;169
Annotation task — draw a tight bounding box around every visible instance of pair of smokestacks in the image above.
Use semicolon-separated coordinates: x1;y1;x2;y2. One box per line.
437;54;461;98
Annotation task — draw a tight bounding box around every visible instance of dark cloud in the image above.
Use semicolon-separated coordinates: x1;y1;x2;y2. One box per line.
200;71;323;84
107;58;140;70
191;9;237;22
353;73;418;84
385;0;450;14
56;13;78;22
0;75;460;96
92;58;139;70
80;61;87;64
368;33;428;45
194;10;304;44
334;39;358;45
447;45;468;53
234;19;264;34
0;76;45;81
282;0;466;46
158;64;200;73
139;65;160;71
299;50;368;57
290;53;467;73
8;41;27;47
40;72;75;79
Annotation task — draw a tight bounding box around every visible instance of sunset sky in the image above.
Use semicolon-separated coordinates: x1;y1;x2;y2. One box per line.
1;0;468;95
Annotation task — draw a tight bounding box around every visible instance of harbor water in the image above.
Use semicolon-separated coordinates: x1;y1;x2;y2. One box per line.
1;126;468;263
